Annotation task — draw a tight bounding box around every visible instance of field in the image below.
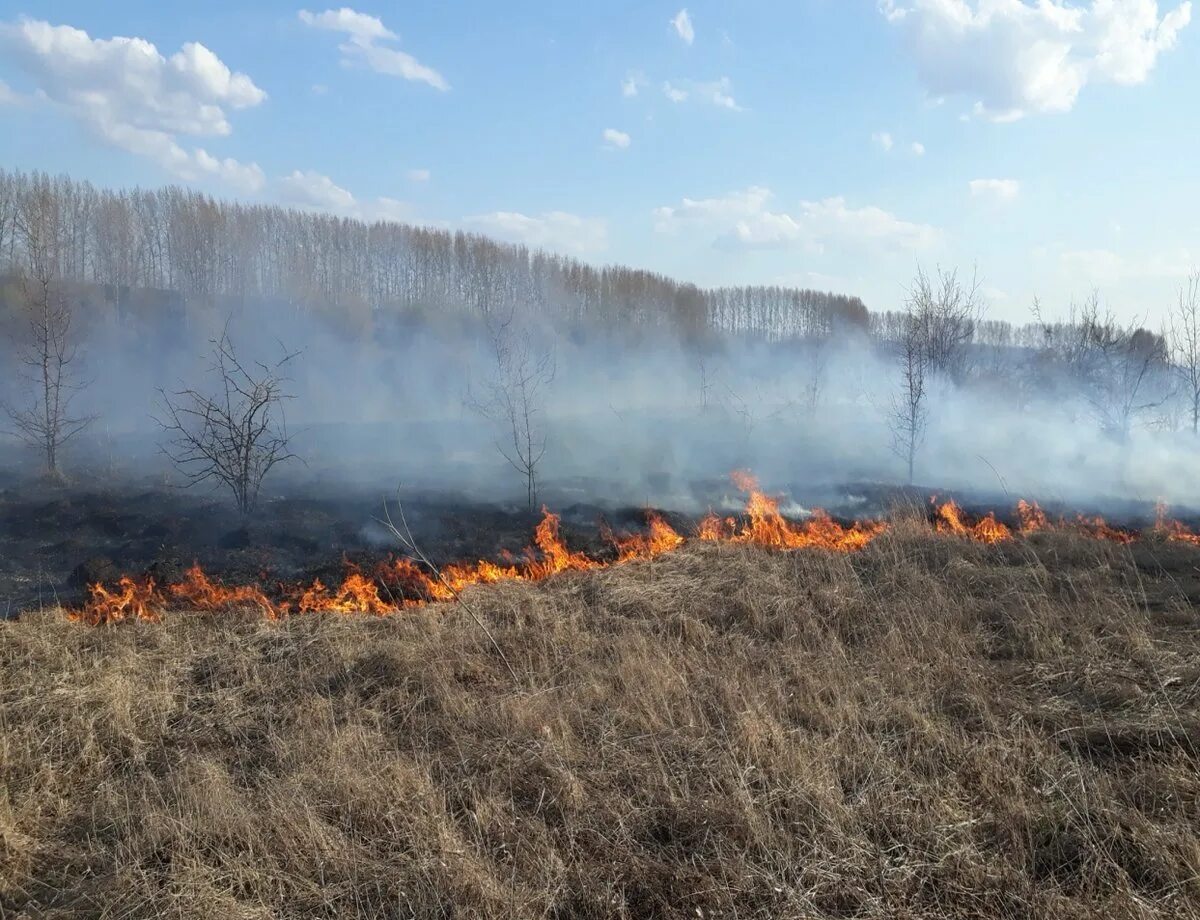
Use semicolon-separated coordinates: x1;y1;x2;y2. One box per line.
3;518;1199;919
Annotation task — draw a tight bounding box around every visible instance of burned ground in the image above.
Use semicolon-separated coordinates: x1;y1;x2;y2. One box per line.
2;521;1200;919
1;467;1185;620
0;477;683;617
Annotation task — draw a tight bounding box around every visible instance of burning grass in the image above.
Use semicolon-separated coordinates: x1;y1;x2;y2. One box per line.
66;473;1200;626
3;519;1200;918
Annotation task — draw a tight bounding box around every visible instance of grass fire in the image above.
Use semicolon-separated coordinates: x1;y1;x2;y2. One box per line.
3;6;1200;914
66;474;1200;629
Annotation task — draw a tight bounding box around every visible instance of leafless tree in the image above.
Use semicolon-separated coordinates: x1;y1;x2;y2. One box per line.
0;167;874;344
803;335;831;413
1169;271;1200;434
4;180;93;477
158;326;299;514
889;311;927;484
908;265;981;382
885;266;977;484
1038;292;1170;440
698;356;715;413
468;310;555;509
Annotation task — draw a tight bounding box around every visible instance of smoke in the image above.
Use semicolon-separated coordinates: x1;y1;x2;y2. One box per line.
1;277;1195;517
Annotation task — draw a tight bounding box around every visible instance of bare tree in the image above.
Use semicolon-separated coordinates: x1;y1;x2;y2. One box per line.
1038;292;1169;440
885;266;977;485
4;180;93;477
803;335;831;414
698;356;713;412
909;265;981;382
468;310;555;509
890;311;927;484
158;326;299;514
1169;271;1200;434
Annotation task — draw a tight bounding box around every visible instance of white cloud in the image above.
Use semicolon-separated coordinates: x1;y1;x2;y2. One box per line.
662;77;741;110
881;0;1192;121
0;79;24;105
0;17;266;189
1059;247;1195;283
653;186;773;231
463;210;608;254
406;168;431;182
278;169;357;211
621;72;645;97
299;7;449;91
602;127;631;150
663;81;689;102
671;8;695;44
969;178;1021;201
368;197;414;223
654;186;939;253
275;170;417;223
872;131;895;151
911;141;926;155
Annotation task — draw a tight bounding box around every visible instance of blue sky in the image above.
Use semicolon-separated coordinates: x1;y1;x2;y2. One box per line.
0;0;1196;323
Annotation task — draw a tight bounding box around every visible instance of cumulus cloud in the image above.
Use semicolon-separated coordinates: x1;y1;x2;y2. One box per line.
663;81;689;103
299;7;449;91
662;77;741;110
621;72;645;97
0;17;266;189
275;169;417;224
911;141;926;155
406;168;431;182
462;210;608;254
872;131;895;151
654;186;938;253
969;178;1021;201
602;128;631;150
653;187;773;231
881;0;1191;121
278;169;357;211
671;8;695;44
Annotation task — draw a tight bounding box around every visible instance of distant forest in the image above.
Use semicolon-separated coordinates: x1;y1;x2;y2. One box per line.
0;169;876;343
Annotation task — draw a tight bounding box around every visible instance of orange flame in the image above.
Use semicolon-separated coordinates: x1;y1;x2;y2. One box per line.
69;477;1200;626
933;499;1012;544
1017;499;1048;532
69;576;161;625
1153;501;1200;546
170;564;278;618
721;472;887;551
611;511;685;561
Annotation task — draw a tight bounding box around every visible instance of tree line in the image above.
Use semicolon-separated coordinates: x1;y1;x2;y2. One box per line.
0;169;869;343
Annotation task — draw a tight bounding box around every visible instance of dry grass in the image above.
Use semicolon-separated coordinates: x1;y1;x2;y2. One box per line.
2;523;1200;918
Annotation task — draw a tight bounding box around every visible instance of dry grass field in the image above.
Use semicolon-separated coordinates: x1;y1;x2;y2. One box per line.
3;518;1200;919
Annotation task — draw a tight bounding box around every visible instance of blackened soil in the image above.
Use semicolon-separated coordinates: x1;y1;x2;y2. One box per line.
0;481;673;616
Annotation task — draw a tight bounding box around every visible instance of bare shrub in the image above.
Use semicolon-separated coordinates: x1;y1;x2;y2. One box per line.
158;325;299;514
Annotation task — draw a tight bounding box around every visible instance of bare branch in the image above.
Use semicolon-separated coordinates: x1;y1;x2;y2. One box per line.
157;324;301;514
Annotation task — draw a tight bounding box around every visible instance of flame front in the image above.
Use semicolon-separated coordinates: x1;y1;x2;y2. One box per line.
934;499;1012;544
725;472;887;551
67;476;1200;625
